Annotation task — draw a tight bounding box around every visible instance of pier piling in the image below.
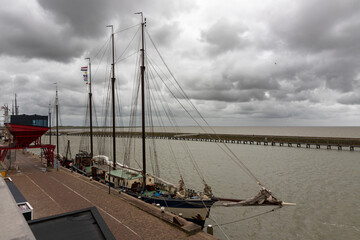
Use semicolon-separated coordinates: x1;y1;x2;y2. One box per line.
64;131;360;151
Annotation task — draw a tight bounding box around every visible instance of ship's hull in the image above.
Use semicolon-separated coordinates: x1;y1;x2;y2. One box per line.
126;191;217;227
92;163;218;227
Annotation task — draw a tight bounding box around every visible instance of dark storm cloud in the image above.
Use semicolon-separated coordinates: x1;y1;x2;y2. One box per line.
235;101;328;121
268;0;360;93
151;22;182;47
337;93;360;105
230;75;279;91
181;60;281;103
270;0;360;54
0;0;193;63
315;58;358;92
200;19;249;55
188;0;360;107
0;2;87;62
2;0;360;126
37;0;194;44
187;89;266;102
37;0;114;38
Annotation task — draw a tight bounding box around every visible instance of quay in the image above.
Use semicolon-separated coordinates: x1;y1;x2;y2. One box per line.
66;131;360;151
4;150;216;240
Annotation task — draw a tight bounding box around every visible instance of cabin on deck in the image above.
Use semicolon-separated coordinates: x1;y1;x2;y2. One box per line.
105;169;154;189
73;151;92;175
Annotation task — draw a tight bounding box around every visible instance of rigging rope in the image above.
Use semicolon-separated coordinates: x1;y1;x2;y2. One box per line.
215;206;282;227
145;54;208;181
145;28;265;188
115;27;140;64
114;23;140;35
208;213;231;240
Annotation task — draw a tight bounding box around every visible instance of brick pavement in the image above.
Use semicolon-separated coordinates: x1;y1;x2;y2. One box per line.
7;151;217;240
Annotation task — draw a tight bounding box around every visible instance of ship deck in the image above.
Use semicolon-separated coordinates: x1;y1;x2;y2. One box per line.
5;150;216;240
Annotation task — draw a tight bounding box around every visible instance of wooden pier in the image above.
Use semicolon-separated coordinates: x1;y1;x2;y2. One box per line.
65;131;360;151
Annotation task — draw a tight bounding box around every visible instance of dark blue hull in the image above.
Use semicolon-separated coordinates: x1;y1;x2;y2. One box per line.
126;191;217;227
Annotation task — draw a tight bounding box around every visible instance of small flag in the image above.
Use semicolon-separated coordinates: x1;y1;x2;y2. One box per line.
81;67;88;71
84;77;88;81
83;74;88;78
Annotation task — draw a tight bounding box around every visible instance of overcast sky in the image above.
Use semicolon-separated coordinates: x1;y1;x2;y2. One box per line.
1;0;360;126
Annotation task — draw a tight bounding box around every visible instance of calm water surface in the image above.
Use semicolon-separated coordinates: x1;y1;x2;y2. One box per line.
34;127;360;240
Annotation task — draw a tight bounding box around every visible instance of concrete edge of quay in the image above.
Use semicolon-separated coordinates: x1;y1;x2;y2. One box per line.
59;164;204;235
5;150;218;239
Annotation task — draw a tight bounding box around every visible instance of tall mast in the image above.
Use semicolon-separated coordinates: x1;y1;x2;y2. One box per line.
107;25;116;170
49;103;51;145
15;94;19;115
55;84;59;169
85;57;93;158
136;12;147;188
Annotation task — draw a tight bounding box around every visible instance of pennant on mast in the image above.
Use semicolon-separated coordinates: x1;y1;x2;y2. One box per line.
81;67;88;83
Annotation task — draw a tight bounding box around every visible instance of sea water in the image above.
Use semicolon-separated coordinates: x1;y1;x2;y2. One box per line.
34;127;360;240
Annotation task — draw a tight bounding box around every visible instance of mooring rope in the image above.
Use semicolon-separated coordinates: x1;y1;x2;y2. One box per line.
215;206;282;227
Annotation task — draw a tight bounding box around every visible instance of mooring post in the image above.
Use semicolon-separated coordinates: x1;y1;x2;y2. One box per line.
207;225;213;235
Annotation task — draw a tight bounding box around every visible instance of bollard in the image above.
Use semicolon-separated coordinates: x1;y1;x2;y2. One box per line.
207;225;213;235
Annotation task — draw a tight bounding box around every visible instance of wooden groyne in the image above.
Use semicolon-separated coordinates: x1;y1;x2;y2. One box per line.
65;131;360;151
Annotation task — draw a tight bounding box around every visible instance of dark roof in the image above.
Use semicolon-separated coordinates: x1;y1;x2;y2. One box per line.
28;207;115;240
10;114;48;127
6;180;27;203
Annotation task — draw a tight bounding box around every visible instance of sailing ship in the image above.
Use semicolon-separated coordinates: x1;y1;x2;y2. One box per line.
87;13;288;227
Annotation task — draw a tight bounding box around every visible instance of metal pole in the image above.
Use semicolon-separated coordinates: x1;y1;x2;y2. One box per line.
108;163;111;194
107;25;116;170
49;104;51;145
15;93;18;115
85;57;94;158
136;12;147;189
56;85;59;171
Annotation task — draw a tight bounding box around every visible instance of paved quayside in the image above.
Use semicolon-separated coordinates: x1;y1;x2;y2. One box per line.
7;150;216;240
